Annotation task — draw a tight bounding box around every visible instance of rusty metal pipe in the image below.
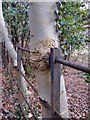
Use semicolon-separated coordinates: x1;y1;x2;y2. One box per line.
55;58;90;74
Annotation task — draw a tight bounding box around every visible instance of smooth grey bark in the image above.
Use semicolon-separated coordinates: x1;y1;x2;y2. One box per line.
29;2;68;119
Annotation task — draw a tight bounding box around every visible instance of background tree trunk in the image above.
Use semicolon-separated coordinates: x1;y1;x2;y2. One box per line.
0;0;29;116
29;2;68;119
88;3;90;67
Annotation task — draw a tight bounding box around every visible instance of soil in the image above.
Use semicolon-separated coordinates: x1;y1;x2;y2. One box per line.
65;67;89;119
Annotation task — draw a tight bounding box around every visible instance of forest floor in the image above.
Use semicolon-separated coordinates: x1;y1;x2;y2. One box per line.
65;67;89;119
1;47;90;119
65;47;89;119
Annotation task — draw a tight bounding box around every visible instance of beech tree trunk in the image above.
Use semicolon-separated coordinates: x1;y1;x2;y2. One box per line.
29;2;68;119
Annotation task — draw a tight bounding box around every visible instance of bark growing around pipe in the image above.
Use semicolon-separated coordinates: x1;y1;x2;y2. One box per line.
0;0;28;116
29;2;68;118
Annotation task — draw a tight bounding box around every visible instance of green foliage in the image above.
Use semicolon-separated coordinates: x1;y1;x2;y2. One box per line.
2;2;30;47
87;113;90;120
83;73;90;83
26;66;32;76
56;2;88;59
34;105;40;117
3;2;88;60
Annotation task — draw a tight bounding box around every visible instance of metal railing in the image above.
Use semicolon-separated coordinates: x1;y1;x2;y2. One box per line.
2;42;65;119
50;48;90;74
2;42;90;120
16;43;64;119
50;48;90;119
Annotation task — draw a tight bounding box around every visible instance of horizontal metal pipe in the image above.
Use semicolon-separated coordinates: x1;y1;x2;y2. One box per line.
14;45;30;53
18;47;30;53
55;58;90;74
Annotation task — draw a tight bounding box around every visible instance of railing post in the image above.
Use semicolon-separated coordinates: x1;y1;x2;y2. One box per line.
2;41;6;68
17;42;27;118
17;42;22;72
50;48;60;117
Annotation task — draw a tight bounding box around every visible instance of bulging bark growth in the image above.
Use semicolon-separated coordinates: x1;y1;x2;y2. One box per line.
29;2;58;102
